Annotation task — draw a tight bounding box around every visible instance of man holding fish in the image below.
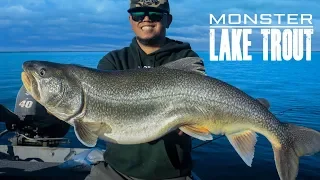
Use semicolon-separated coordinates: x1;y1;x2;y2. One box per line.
85;0;201;179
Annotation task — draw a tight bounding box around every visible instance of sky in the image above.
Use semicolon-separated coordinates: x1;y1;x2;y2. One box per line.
0;0;319;52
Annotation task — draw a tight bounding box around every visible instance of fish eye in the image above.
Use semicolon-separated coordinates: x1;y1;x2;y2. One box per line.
39;68;46;76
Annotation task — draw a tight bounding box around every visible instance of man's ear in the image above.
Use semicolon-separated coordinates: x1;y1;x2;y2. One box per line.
166;14;172;28
129;15;132;23
129;15;134;28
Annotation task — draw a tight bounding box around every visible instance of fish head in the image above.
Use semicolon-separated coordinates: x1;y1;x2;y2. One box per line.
21;60;83;121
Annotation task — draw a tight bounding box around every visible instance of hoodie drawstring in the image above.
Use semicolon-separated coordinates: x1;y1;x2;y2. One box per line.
137;47;142;68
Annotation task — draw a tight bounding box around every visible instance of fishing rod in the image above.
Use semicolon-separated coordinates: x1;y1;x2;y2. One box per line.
192;107;305;150
0;129;9;138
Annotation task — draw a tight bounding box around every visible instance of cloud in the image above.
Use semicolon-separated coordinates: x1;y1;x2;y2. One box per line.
0;0;319;51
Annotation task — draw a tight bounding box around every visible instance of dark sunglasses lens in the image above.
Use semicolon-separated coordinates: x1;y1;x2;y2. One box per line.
148;12;164;21
131;11;164;22
131;12;145;21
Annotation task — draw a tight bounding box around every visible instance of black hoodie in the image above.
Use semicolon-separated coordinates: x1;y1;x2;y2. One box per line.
98;37;199;70
97;37;201;179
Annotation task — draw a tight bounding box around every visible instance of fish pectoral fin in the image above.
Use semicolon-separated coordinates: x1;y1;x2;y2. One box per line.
74;120;98;148
85;122;113;137
179;125;212;141
226;130;258;167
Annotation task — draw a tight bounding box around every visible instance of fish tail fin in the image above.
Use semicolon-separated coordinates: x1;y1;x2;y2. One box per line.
272;123;320;180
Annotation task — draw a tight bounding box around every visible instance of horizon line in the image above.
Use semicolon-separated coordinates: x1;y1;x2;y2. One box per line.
209;25;314;29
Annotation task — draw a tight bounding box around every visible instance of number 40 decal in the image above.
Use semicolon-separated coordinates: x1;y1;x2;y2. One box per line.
19;100;33;108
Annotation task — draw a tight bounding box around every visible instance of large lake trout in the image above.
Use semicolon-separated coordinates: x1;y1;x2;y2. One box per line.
21;57;320;180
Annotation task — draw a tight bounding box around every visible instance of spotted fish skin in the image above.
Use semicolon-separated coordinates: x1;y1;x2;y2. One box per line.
21;57;320;180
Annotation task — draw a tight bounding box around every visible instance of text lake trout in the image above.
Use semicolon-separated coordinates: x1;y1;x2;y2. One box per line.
21;57;320;180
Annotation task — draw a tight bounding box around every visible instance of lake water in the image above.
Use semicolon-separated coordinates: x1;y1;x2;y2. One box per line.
0;51;319;180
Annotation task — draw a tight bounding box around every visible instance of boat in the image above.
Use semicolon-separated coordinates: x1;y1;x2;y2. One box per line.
0;129;92;179
0;129;202;180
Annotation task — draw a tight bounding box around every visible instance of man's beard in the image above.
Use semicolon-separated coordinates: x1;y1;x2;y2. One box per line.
136;35;163;46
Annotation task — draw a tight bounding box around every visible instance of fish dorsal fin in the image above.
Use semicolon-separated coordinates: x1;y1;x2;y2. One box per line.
160;57;206;76
256;98;270;109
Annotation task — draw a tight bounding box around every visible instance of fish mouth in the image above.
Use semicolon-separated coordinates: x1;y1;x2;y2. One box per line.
21;72;31;91
21;71;40;101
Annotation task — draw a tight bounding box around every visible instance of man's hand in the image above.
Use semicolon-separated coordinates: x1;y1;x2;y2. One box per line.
178;130;184;136
177;129;184;136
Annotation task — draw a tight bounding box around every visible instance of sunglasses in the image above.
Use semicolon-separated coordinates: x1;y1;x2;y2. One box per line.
130;11;167;22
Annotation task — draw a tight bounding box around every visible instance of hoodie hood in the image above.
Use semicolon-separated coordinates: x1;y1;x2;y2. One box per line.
129;37;195;68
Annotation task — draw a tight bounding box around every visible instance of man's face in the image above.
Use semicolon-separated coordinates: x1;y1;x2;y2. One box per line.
129;9;171;45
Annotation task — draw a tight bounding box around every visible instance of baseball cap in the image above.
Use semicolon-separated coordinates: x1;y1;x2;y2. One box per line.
127;0;170;13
